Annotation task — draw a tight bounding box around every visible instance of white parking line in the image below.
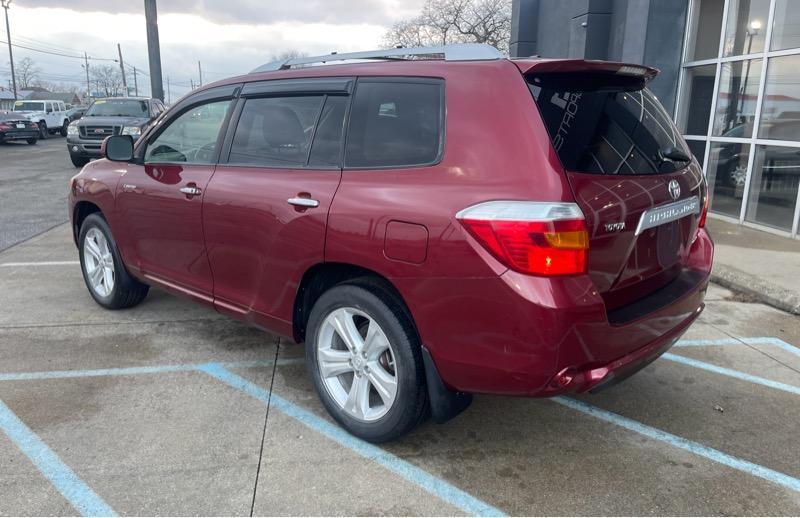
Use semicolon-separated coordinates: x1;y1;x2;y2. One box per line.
0;261;79;267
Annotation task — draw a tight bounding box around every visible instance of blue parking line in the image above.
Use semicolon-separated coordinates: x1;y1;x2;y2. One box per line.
198;363;505;517
676;337;800;358
662;353;800;396
0;358;303;382
0;399;116;517
554;397;800;494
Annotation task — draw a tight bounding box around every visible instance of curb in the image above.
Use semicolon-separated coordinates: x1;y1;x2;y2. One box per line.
711;263;800;316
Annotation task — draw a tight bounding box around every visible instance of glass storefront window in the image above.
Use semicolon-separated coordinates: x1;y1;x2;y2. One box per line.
745;145;800;231
771;0;800;51
707;142;751;218
686;0;724;61
686;140;707;167
723;0;770;56
677;64;717;134
712;59;762;136
758;54;800;141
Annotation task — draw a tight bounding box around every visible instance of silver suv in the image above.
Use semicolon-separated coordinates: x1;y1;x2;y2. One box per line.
67;97;166;167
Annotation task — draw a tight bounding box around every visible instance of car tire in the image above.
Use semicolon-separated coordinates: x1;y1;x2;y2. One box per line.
70;154;89;167
60;120;68;137
38;121;48;139
306;282;428;443
78;213;149;309
27;138;37;145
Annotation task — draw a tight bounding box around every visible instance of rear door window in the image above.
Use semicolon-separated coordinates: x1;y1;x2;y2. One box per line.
228;96;324;167
308;96;348;167
345;79;444;168
528;75;689;174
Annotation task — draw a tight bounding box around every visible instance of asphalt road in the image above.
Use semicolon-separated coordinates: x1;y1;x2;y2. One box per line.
0;137;77;252
0;146;799;515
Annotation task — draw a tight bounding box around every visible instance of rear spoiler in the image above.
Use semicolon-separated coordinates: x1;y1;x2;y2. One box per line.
512;59;659;83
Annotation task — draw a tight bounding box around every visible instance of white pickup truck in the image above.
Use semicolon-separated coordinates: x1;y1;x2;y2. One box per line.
12;100;71;139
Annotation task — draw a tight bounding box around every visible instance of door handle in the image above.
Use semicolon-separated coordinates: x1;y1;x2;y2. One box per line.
287;197;319;208
179;186;202;196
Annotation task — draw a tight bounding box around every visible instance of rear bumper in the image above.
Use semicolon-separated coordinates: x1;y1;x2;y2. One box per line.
0;130;38;141
399;228;713;397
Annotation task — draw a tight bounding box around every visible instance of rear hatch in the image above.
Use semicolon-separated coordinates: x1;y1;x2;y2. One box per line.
517;60;706;314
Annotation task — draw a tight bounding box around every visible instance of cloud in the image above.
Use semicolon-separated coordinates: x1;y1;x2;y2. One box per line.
16;0;424;25
1;3;413;99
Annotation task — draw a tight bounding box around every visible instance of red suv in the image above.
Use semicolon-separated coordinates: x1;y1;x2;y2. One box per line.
69;44;713;442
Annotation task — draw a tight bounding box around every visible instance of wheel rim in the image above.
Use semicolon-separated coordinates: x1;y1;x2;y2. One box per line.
317;307;398;422
730;164;747;187
83;228;115;297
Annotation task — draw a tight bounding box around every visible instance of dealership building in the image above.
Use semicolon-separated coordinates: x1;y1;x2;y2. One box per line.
511;0;800;238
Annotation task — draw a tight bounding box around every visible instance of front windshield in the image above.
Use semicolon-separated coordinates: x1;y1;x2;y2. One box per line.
13;101;45;112
86;99;149;117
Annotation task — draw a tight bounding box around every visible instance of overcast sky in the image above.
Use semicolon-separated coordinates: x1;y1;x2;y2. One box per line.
1;0;424;101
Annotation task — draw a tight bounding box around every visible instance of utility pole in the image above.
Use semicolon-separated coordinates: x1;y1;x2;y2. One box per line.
190;78;194;90
197;61;202;87
117;43;128;96
144;0;164;101
132;66;138;96
83;52;90;101
1;0;17;100
166;75;170;104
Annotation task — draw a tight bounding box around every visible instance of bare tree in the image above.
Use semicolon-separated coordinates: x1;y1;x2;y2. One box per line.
383;0;511;54
32;80;81;94
269;49;309;63
16;57;41;89
89;65;123;97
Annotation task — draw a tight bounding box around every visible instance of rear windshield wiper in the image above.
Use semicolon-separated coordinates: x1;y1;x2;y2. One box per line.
657;146;691;164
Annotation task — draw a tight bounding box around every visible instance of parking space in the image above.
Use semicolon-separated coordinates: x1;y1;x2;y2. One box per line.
0;222;798;516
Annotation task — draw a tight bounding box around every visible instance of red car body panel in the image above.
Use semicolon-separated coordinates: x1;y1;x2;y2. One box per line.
202;166;342;336
69;56;713;398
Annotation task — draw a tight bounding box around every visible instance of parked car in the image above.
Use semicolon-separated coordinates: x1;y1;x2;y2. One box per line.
11;100;70;138
0;112;38;144
67;106;87;122
68;44;713;442
66;97;167;167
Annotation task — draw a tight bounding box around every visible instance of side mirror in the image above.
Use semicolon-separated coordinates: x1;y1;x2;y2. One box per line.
103;135;134;162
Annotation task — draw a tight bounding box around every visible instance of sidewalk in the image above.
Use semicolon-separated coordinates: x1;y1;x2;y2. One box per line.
707;218;800;315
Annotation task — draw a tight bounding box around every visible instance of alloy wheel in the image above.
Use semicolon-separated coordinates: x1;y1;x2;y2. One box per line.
83;227;115;297
316;307;398;422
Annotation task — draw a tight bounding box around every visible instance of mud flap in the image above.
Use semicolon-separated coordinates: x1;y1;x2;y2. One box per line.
421;346;472;423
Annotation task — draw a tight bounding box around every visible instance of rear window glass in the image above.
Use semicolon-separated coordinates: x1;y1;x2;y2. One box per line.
528;75;689;174
229;96;323;167
345;80;443;168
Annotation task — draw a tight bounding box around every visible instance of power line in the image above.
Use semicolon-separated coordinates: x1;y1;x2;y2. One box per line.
0;39;116;61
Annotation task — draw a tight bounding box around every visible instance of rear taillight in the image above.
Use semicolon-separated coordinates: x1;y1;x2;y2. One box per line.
0;123;9;130
698;187;709;228
456;201;589;276
30;122;38;128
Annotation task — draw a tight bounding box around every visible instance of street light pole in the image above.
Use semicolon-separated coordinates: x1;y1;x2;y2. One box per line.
1;0;17;100
117;43;128;97
144;0;164;101
83;52;90;101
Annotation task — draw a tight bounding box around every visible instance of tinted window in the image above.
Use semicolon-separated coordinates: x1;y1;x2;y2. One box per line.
345;80;443;168
529;75;689;174
229;96;323;167
144;99;231;164
308;96;347;167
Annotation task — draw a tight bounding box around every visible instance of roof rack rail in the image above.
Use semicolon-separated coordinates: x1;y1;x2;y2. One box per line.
250;43;504;73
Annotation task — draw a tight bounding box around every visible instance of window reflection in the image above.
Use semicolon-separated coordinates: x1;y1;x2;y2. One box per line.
707;142;751;218
723;0;770;56
758;54;800;141
713;59;762;136
686;0;725;61
745;145;800;231
771;0;800;51
687;140;707;167
677;65;716;135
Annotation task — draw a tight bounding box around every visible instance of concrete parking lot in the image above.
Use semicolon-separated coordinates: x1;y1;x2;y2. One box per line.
1;139;799;515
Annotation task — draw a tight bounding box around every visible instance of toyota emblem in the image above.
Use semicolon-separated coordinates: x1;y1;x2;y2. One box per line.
668;179;681;200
